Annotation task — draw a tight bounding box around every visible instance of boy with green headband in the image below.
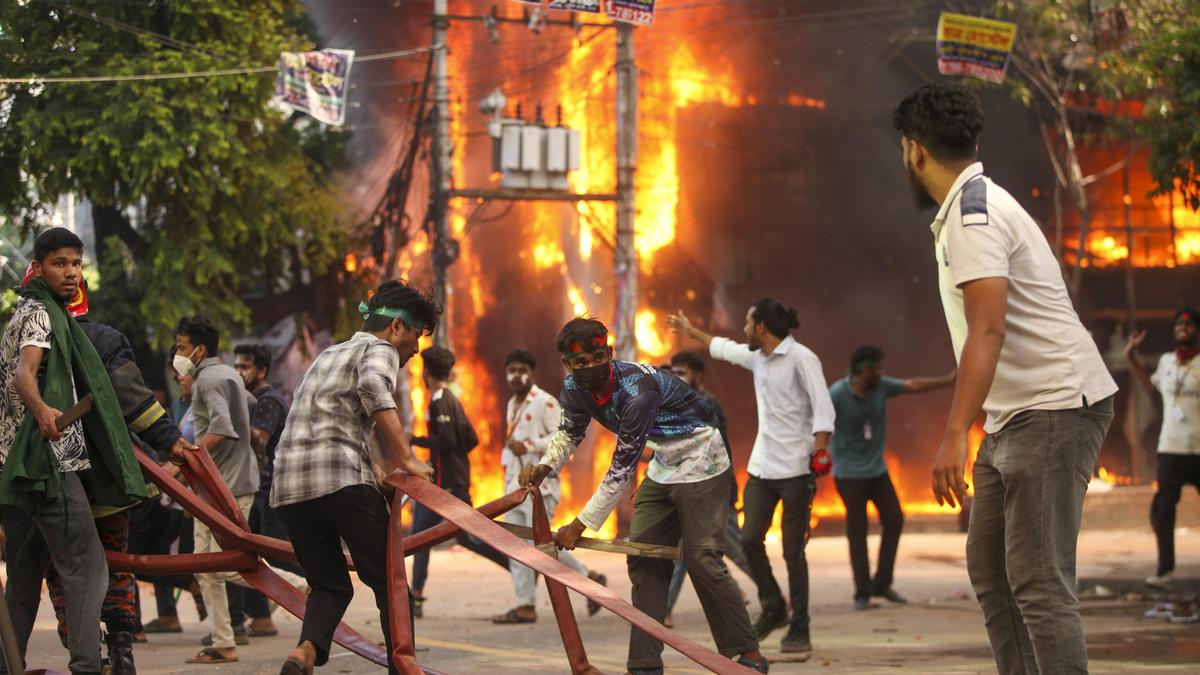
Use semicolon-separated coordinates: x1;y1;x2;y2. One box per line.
270;279;437;675
0;227;147;675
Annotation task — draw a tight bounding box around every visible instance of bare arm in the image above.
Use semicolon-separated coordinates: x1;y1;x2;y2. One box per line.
1123;329;1156;394
198;433;231;454
665;311;715;348
902;369;958;394
15;344;62;441
814;431;831;452
372;407;433;480
932;277;1007;508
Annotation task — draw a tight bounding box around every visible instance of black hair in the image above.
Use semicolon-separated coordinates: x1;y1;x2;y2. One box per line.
421;345;456;381
1176;307;1200;325
750;298;800;339
234;343;273;376
893;82;985;161
362;279;441;334
670;350;706;374
505;349;537;370
33;227;84;262
175;315;220;355
657;363;672;372
850;345;885;374
555;317;608;354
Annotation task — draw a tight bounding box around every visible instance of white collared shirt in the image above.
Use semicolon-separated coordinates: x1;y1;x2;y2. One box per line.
709;335;836;479
503;384;563;498
931;162;1117;433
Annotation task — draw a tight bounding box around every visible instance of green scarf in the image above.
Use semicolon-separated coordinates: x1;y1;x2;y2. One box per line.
0;277;147;513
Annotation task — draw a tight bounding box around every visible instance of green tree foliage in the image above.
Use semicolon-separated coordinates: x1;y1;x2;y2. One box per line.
0;0;347;343
1096;1;1200;208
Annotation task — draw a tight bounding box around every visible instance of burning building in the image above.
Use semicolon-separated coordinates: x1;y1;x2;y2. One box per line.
309;1;1197;535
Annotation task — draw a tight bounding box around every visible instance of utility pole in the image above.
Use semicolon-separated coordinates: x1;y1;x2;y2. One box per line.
431;0;455;348
614;22;637;362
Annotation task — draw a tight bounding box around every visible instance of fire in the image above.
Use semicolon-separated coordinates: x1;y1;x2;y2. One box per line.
1098;466;1134;486
1063;150;1200;268
409;4;832;539
634;310;670;360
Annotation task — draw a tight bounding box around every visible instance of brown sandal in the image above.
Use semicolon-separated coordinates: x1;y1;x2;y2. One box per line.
491;608;537;624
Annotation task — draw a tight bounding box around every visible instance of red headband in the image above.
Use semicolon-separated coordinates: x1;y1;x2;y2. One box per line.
566;335;607;353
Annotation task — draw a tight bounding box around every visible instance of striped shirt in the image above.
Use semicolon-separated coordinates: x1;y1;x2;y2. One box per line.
270;332;400;508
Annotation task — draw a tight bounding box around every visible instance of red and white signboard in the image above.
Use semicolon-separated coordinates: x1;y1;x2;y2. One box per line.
605;0;655;26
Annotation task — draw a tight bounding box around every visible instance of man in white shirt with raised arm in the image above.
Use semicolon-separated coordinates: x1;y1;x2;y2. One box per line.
669;299;836;655
894;82;1117;675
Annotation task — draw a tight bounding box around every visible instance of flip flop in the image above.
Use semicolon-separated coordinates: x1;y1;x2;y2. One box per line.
187;647;238;664
491;608;537;624
280;656;313;675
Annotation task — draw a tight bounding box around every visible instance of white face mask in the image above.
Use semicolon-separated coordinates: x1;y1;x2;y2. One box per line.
173;346;200;380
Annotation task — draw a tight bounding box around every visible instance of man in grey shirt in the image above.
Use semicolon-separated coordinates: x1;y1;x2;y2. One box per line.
173;315;305;665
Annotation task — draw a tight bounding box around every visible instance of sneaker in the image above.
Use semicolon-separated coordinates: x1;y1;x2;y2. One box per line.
873;587;909;604
780;626;812;654
752;606;789;640
736;655;770;673
1145;573;1173;590
1144;603;1175;619
853;597;879;611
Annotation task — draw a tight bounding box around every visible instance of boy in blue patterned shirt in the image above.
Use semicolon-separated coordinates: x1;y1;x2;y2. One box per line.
520;317;767;674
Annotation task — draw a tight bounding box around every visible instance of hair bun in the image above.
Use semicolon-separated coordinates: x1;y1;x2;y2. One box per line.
785;306;800;329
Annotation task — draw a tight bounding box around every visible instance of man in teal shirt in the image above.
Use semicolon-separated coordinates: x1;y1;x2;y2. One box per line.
829;345;955;609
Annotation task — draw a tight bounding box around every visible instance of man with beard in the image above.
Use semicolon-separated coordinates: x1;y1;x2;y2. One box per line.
828;345;955;610
520;318;767;674
668;301;836;656
1125;308;1200;589
232;343;301;637
491;349;605;625
894;82;1117;674
269;279;436;675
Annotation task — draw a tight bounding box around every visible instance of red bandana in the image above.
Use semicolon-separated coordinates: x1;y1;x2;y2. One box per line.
1177;346;1199;364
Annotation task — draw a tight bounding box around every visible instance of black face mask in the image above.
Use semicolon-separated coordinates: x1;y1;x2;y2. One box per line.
573;362;611;391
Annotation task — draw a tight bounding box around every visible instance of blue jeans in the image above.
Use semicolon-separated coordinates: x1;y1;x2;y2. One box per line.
409;485;509;593
966;397;1113;675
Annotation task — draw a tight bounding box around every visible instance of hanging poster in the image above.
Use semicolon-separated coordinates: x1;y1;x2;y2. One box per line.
274;49;355;126
936;13;1017;84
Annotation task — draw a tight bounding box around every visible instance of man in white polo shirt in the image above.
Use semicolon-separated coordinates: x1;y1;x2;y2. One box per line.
1124;307;1200;589
894;82;1117;675
669;299;836;655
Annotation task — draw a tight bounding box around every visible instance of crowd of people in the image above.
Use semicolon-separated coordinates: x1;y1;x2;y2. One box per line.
1;81;1192;675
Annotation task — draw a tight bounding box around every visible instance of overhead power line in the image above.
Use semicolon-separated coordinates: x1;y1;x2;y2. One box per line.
0;45;441;85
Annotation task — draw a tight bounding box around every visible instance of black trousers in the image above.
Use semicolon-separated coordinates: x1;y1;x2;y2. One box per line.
1151;453;1200;576
278;484;402;675
835;473;904;601
741;474;814;629
245;489;305;619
